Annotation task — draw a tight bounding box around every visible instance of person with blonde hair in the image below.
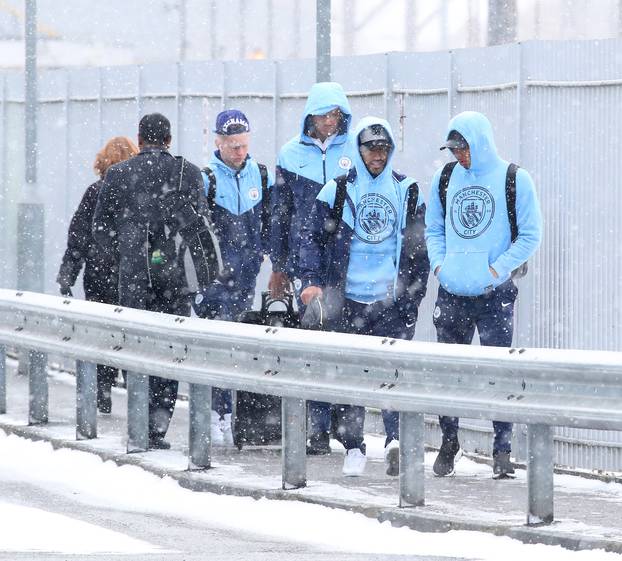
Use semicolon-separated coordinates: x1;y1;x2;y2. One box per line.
57;136;138;414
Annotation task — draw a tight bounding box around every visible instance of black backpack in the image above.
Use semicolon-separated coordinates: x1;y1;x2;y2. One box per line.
146;156;218;300
438;161;527;279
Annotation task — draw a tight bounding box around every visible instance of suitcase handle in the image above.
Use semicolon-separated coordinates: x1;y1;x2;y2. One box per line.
260;291;296;316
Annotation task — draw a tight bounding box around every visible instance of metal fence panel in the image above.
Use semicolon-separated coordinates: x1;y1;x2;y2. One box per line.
522;40;622;352
224;60;277;168
275;59;315;152
1;72;24;291
2;39;622;473
0;74;6;291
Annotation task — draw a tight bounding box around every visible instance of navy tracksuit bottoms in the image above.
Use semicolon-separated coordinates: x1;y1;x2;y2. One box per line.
308;298;416;451
433;280;518;454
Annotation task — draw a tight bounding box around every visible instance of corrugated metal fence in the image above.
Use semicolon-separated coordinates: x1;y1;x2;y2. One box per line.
1;38;621;472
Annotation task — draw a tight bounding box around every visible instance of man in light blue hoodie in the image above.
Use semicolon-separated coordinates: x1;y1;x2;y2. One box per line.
425;111;542;479
270;82;354;456
299;117;429;476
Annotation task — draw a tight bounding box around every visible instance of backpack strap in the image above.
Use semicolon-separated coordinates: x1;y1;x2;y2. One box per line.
321;174;348;245
505;163;519;242
439;161;458;217
332;174;348;225
202;166;217;213
258;163;269;193
177;157;185;191
406;180;420;224
505;162;528;279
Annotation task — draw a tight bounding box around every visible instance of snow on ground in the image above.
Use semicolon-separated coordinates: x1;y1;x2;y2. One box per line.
365;433;622;498
0;430;619;560
48;366;622;498
0;502;162;554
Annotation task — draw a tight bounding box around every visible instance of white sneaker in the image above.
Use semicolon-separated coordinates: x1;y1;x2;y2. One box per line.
342;448;367;477
384;439;399;477
211;410;224;446
221;413;234;447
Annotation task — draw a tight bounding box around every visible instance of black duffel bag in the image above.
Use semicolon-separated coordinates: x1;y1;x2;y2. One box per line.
233;292;299;448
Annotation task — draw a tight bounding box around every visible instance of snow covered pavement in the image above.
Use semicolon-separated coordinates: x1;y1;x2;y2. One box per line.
0;357;621;558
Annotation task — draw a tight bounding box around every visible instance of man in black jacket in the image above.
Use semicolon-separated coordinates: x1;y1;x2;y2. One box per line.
93;113;208;450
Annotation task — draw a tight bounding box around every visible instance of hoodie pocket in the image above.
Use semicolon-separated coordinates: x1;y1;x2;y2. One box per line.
438;251;495;296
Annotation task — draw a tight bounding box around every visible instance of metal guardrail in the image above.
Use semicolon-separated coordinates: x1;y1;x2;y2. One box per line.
1;290;622;525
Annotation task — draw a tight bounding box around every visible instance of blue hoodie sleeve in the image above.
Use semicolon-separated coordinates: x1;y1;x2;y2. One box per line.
490;168;542;277
299;180;338;288
424;168;447;275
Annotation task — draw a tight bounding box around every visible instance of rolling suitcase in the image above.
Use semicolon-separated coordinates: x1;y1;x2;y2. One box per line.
233;292;299;448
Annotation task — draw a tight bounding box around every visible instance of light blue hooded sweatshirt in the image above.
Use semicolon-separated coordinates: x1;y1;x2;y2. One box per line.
315;116;425;303
425;111;542;297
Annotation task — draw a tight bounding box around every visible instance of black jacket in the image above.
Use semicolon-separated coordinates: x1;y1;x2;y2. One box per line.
92;147;208;315
57;179;118;303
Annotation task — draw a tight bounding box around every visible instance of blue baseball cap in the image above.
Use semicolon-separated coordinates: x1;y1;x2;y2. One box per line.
214;109;250;135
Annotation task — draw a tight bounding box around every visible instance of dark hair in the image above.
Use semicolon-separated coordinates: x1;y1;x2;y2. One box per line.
304;108;344;137
138;113;171;145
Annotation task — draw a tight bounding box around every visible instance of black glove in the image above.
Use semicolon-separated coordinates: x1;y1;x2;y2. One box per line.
59;284;73;297
395;293;419;324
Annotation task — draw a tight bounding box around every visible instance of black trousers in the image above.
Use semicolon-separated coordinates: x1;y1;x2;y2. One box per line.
148;375;179;439
96;364;117;404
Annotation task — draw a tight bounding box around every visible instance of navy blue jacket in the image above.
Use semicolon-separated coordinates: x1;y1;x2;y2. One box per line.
271;82;354;279
203;152;274;294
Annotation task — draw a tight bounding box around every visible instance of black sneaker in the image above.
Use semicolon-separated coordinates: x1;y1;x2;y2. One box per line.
306;432;331;455
97;396;112;415
97;388;112;414
493;451;516;479
149;436;171;450
433;437;462;477
384;440;399;477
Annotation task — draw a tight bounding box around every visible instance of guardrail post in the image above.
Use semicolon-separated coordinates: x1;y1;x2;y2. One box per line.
0;345;6;414
17;349;28;376
282;396;306;489
188;383;211;470
28;350;48;425
399;411;425;507
76;360;97;440
127;371;149;452
527;423;554;525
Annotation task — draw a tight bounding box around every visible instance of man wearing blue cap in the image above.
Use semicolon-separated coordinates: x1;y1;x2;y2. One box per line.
193;109;274;445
